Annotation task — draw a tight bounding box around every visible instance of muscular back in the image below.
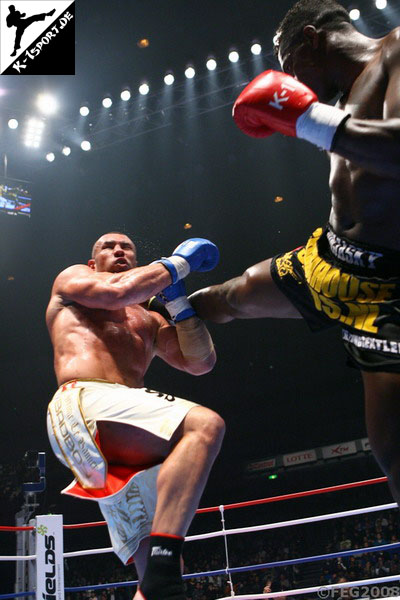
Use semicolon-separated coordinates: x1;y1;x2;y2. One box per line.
46;276;161;387
330;28;400;248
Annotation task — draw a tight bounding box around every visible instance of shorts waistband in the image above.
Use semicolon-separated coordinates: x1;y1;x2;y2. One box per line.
59;378;127;390
321;225;400;278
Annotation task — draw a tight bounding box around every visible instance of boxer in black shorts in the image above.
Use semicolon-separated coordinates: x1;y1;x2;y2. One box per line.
190;0;400;505
271;226;400;372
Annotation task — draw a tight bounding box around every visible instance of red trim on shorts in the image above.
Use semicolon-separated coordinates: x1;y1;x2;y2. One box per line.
150;532;184;540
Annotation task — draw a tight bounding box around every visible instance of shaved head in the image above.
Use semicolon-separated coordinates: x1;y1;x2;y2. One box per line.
91;231;134;259
89;232;137;273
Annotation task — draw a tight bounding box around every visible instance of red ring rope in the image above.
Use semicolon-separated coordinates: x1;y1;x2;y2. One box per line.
196;476;388;513
0;476;388;531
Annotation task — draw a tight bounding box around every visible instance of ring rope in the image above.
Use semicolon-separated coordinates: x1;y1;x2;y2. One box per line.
4;538;400;567
196;476;388;514
64;547;113;558
0;555;36;561
4;568;400;600
63;521;107;529
0;476;389;532
1;501;397;561
60;562;400;594
186;501;397;542
215;572;400;600
0;593;35;599
0;477;392;598
0;526;34;532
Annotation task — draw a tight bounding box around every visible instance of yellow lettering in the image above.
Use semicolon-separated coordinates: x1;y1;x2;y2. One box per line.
337;272;360;301
362;305;380;332
375;284;396;302
297;247;306;265
310;262;332;291
319;296;342;319
307;253;323;281
310;288;322;311
321;268;340;298
339;303;378;333
358;281;379;302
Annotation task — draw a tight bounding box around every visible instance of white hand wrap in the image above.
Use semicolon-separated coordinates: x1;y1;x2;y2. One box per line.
166;255;190;281
296;102;350;151
165;296;193;321
176;318;215;362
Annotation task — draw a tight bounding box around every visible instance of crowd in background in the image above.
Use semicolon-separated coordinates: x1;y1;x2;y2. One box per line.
320;512;400;585
63;510;400;600
2;461;400;600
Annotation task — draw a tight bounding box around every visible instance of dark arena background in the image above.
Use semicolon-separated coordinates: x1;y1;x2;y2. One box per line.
1;0;400;597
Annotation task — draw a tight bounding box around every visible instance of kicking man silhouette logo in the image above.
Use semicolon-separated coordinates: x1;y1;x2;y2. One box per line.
7;4;56;56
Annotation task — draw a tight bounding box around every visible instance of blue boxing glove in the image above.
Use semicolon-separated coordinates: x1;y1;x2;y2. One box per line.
156;279;196;323
154;238;219;284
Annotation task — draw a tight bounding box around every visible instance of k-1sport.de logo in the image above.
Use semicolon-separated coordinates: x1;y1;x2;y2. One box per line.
0;0;75;75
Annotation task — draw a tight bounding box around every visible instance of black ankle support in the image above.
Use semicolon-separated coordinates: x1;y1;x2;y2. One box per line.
139;534;185;600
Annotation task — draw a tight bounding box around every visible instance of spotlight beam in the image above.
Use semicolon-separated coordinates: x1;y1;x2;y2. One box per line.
52;5;393;153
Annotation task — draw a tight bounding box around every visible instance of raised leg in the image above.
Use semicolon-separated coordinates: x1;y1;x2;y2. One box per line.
190;258;302;323
97;405;225;597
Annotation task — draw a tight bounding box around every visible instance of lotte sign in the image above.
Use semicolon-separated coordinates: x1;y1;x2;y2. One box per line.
283;449;317;467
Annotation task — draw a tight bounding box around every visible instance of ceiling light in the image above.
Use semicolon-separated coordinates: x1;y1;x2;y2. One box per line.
37;94;58;115
206;58;217;71
251;43;262;55
121;89;131;101
349;8;360;20
139;83;149;95
164;73;174;85
185;66;195;79
24;118;44;148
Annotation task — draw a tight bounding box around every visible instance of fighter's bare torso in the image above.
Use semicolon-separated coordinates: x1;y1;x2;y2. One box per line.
46;266;165;387
329;28;400;249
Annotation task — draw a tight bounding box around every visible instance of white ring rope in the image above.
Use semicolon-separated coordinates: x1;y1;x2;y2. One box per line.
185;502;397;542
0;501;397;561
64;547;113;558
215;573;400;600
0;554;36;561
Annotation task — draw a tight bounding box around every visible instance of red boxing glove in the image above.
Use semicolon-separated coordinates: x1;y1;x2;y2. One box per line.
233;70;350;151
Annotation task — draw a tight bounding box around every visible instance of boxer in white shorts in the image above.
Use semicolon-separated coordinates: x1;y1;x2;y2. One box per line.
46;232;225;600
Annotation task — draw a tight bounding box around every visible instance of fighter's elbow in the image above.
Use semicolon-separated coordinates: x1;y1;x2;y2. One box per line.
185;351;217;375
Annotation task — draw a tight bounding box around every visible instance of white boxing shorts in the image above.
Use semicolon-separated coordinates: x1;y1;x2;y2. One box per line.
47;378;199;564
48;378;199;450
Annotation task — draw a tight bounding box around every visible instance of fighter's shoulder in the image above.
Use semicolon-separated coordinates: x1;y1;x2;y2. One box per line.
381;27;400;69
52;264;92;292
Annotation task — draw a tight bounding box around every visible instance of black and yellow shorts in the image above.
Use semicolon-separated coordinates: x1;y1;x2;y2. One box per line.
270;226;400;373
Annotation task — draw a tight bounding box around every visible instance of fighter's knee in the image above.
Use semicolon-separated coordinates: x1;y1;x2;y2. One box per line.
189;407;225;447
205;412;225;445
